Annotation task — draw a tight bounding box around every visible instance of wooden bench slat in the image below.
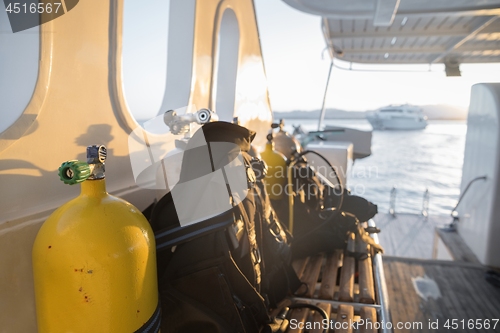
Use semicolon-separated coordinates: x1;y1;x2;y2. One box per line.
318;250;342;300
357;240;375;304
338;256;355;302
300;253;324;298
359;307;377;333
335;304;354;333
338;234;356;302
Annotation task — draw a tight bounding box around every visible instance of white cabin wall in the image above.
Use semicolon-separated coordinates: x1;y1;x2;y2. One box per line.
0;0;273;330
0;2;152;330
457;83;500;268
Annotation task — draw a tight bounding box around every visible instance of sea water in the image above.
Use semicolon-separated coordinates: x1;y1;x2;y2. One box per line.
281;118;467;217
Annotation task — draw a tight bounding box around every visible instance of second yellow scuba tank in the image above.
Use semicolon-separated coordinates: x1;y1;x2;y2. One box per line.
260;130;288;201
272;119;302;160
260;120;304;232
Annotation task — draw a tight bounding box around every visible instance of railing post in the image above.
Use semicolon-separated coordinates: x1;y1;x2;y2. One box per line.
421;188;429;218
389;187;397;216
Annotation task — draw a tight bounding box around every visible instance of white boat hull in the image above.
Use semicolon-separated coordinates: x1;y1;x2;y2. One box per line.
366;116;427;130
366;105;428;130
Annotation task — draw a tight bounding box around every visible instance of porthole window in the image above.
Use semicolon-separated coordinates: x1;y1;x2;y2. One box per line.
0;9;39;133
122;0;195;125
214;8;240;121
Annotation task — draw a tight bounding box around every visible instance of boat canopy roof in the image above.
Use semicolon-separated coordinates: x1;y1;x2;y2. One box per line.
283;0;500;74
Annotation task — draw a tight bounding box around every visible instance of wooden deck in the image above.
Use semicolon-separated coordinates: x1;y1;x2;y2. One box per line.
374;213;500;332
384;256;500;333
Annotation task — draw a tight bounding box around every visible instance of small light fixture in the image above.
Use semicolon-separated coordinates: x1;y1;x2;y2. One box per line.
444;59;461;76
391;37;397;45
384;53;389;59
401;17;408;26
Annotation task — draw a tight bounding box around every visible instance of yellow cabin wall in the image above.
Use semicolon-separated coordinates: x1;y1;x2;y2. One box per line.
0;0;272;331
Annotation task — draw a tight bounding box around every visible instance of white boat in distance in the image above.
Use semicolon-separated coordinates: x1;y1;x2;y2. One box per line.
366;104;428;130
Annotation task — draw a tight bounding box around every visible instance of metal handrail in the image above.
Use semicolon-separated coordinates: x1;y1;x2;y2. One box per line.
450;175;487;217
389;187;397;216
421;189;429;218
368;219;393;333
390;187;430;217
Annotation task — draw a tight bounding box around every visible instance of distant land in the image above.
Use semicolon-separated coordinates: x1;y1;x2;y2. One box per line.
274;104;468;120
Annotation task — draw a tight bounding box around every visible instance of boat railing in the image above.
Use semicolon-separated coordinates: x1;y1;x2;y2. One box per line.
389;187;397;216
421;189;430;218
369;218;393;333
451;175;488;219
450;175;487;224
389;187;430;218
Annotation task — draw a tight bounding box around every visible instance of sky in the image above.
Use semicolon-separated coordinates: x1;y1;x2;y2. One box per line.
253;0;500;112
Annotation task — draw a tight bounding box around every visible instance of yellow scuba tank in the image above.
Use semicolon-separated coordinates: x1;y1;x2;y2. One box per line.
272;119;302;160
260;131;287;200
260;120;303;233
32;145;160;333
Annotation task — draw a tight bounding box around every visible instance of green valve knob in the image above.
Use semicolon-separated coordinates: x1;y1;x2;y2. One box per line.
58;160;91;185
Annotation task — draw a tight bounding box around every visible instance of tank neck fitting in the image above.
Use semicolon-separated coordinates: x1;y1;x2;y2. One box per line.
87;145;107;180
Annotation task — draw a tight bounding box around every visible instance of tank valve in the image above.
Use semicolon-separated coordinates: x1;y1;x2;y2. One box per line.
164;108;218;135
58;161;90;185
